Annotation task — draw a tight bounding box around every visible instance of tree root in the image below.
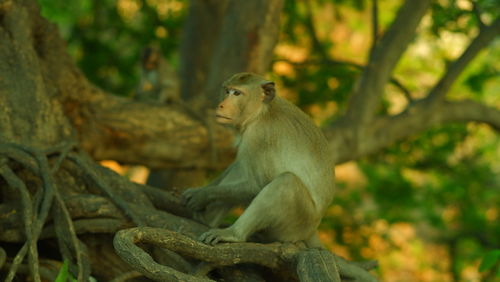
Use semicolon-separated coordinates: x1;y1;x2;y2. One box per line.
110;270;144;282
67;152;152;226
0;247;6;268
0;141;91;281
0;143;57;282
0;141;203;280
3;260;60;281
113;227;378;281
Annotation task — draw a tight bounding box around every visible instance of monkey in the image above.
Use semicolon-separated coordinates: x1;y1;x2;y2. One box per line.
182;72;335;247
135;45;180;103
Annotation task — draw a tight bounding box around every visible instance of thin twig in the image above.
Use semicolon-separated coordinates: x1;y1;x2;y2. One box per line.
303;0;328;59
472;1;486;30
345;0;431;126
390;77;413;103
274;58;414;102
370;0;379;57
426;17;500;102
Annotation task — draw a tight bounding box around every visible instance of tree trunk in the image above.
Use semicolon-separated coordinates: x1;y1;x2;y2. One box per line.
0;1;73;147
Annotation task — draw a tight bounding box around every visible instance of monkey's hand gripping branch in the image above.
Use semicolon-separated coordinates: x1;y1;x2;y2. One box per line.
199;227;245;245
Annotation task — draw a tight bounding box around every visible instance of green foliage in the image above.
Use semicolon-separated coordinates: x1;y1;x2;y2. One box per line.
479;249;500;277
39;0;186;96
360;163;415;219
282;0;304;45
465;64;498;95
39;0;92;27
430;0;499;36
430;0;500;100
280;0;365;110
350;123;499;278
281;63;358;110
430;0;474;35
55;260;76;282
464;51;500;97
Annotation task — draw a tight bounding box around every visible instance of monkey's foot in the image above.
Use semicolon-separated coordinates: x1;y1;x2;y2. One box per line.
199;228;244;245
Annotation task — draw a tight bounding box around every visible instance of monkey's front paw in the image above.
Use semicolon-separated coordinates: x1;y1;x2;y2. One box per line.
199;228;244;245
182;188;209;211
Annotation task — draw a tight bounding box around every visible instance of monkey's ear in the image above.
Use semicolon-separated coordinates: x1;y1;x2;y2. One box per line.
261;81;275;103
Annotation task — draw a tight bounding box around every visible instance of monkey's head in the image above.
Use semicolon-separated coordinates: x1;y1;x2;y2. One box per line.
141;46;160;70
216;73;275;127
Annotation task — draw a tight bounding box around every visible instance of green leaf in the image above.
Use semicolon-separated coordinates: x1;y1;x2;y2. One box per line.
55;260;69;282
479;250;500;272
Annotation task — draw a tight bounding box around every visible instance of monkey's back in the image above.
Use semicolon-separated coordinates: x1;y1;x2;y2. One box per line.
238;97;335;213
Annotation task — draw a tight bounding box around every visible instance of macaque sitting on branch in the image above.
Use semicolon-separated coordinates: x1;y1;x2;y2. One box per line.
183;73;334;247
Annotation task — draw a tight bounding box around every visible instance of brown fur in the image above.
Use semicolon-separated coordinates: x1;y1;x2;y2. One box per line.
183;73;334;246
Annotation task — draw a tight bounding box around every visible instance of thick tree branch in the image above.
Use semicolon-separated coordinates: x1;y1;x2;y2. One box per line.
70;82;498;169
426;17;500;102
114;227;287;281
327;99;500;163
63;91;235;169
438;100;500;130
372;99;500;149
345;0;431;126
370;0;379;56
113;227;377;282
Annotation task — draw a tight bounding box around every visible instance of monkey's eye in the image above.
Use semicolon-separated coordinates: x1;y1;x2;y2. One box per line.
228;89;242;96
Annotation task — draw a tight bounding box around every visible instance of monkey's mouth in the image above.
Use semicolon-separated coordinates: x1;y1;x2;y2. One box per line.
215;114;231;120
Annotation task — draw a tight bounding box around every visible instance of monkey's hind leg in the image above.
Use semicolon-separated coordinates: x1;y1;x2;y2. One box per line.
200;172;319;245
194;202;232;228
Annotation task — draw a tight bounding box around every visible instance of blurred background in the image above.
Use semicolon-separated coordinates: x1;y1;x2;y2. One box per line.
38;0;499;281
